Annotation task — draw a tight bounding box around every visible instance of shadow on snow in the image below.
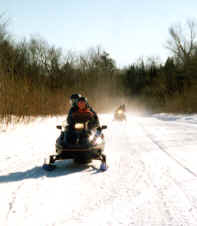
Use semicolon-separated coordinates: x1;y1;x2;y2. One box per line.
0;160;102;184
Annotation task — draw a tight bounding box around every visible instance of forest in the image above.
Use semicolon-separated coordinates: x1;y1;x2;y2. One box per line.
1;16;197;123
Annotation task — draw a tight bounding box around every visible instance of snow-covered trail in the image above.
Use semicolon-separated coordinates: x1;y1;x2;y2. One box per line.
1;114;197;226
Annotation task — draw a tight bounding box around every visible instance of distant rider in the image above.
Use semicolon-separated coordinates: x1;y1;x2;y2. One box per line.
116;104;126;114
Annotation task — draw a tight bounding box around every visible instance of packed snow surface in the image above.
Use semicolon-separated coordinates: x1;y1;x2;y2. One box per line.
1;113;197;226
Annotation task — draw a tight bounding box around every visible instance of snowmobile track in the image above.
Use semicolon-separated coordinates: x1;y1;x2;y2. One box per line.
139;121;197;178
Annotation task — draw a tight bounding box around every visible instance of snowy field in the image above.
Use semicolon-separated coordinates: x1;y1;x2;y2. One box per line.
1;113;197;226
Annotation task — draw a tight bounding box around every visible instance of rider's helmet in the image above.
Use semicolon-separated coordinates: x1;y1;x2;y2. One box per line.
82;96;89;106
70;93;82;106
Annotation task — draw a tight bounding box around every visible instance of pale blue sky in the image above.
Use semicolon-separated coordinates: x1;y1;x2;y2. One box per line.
2;0;197;67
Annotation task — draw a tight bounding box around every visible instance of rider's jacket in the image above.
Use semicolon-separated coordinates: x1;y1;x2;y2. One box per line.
67;104;100;128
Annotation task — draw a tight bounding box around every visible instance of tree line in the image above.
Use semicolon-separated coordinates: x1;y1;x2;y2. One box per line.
1;15;197;123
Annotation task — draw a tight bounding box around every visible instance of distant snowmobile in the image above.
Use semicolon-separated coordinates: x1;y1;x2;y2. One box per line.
43;112;108;171
113;104;127;121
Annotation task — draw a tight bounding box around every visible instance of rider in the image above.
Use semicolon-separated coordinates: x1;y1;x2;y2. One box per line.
64;94;101;144
71;96;100;128
67;94;100;128
116;104;126;113
67;93;82;125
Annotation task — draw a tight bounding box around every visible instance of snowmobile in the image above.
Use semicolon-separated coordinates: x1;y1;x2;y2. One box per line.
43;111;108;171
113;108;127;121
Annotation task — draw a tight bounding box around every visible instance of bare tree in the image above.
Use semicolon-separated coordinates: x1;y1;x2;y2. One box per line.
165;19;197;64
0;12;10;42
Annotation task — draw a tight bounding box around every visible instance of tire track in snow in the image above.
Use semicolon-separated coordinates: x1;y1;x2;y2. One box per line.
6;182;24;221
126;116;197;225
5;166;46;222
138;119;197;178
140;117;197;223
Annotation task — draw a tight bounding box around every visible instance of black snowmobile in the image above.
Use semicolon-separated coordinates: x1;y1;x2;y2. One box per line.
43;111;108;171
113;106;127;121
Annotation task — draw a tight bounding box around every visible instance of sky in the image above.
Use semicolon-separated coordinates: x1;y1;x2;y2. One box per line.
2;0;197;67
